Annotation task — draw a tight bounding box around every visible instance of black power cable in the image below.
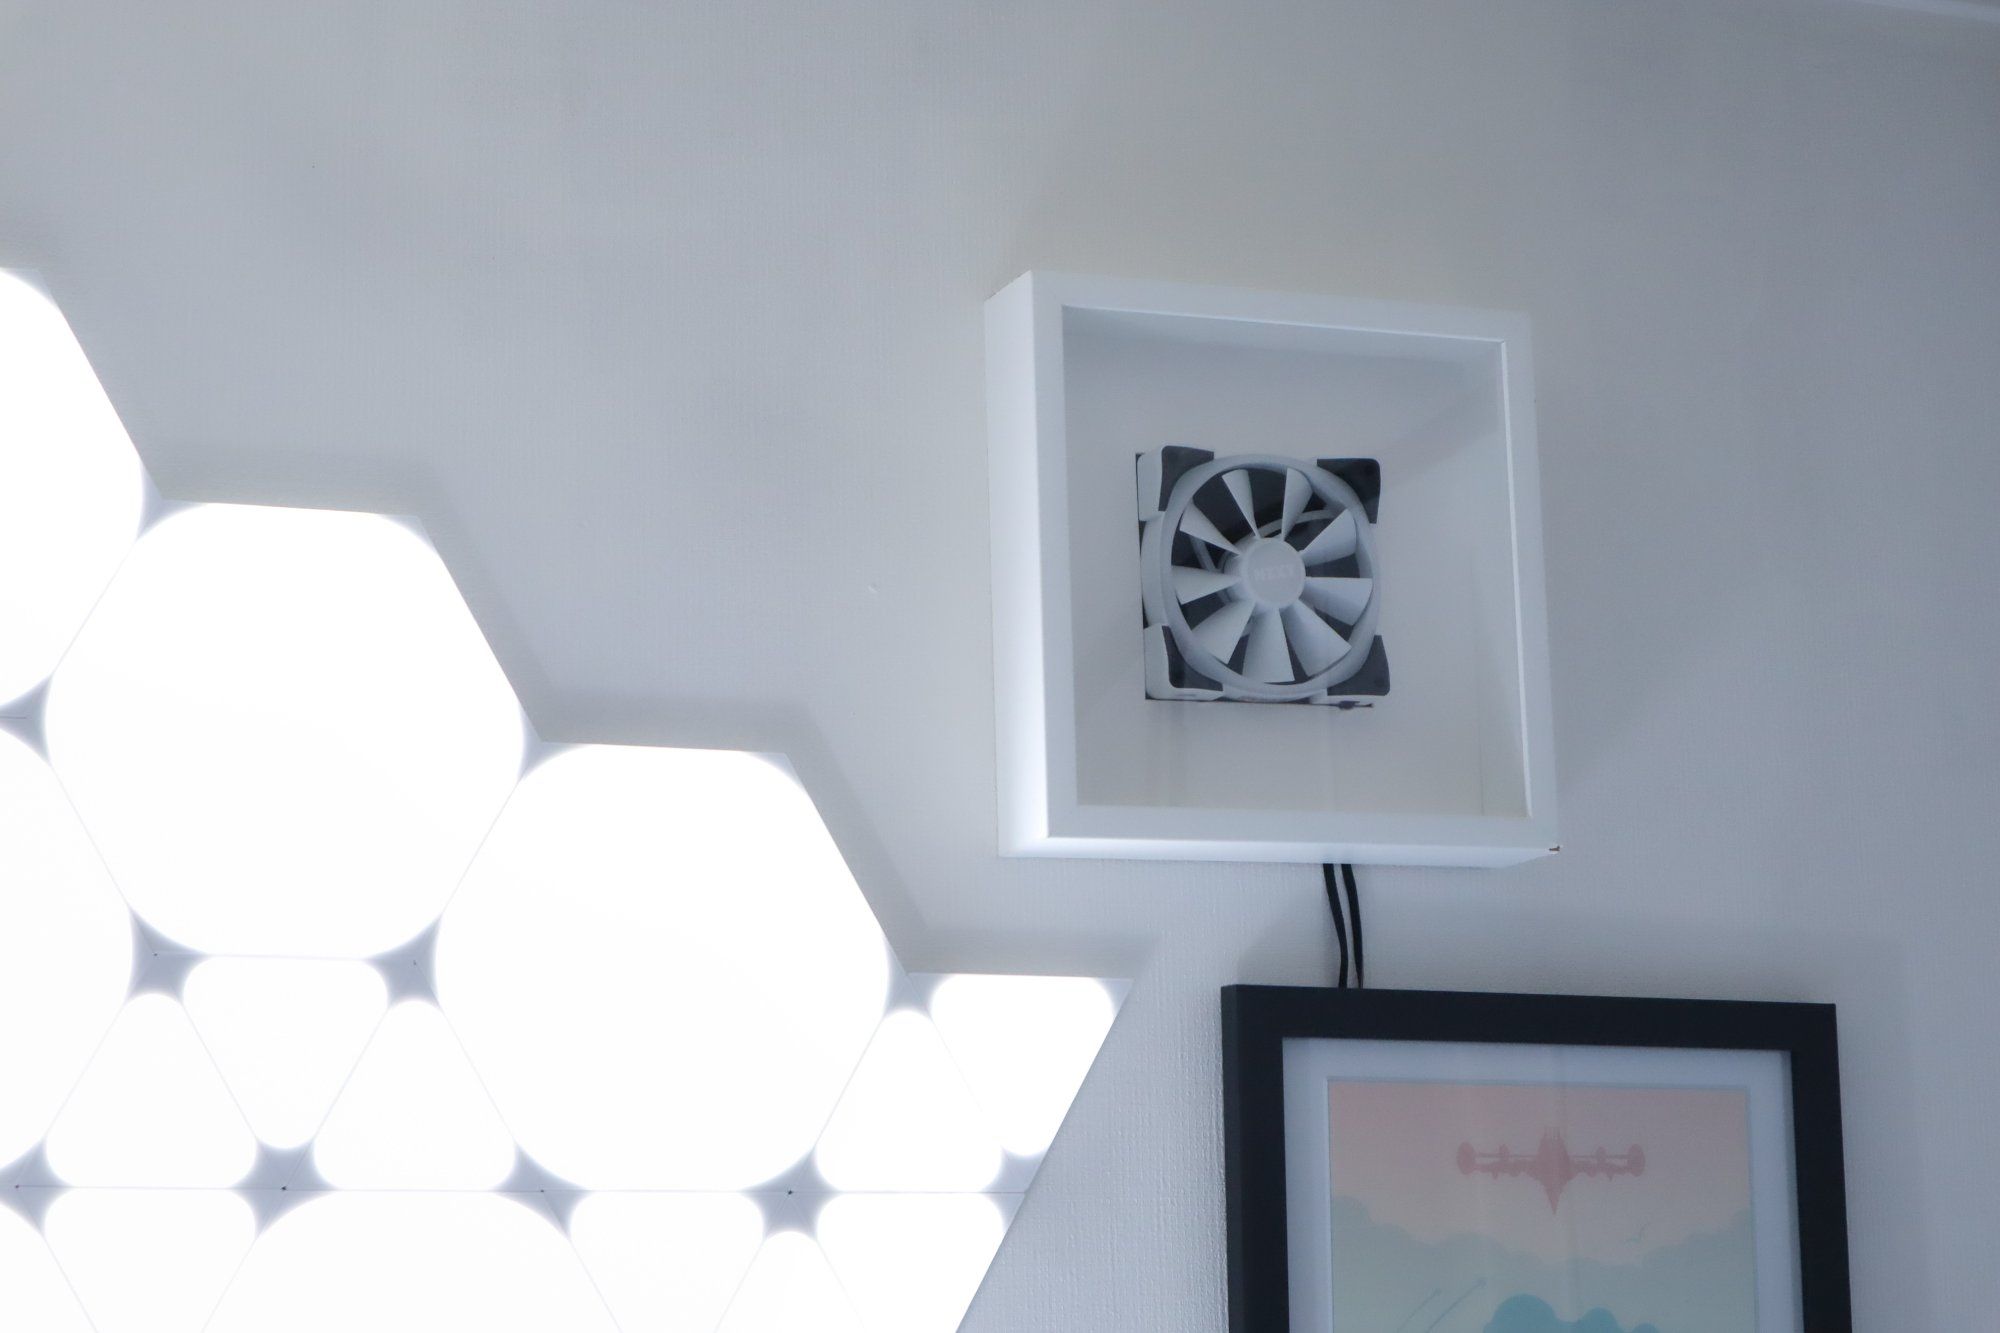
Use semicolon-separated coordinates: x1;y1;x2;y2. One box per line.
1321;863;1365;989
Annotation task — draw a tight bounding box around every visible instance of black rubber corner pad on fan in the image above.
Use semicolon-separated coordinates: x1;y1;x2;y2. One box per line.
1160;628;1222;693
1339;638;1390;697
1143;445;1216;511
1316;458;1381;522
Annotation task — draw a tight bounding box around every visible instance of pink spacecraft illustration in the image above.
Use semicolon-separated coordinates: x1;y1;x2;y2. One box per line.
1457;1129;1646;1212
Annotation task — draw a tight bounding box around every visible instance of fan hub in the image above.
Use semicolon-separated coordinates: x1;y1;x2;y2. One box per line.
1232;538;1306;609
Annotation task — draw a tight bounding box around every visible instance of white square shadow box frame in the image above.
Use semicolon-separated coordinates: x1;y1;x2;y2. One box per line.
986;272;1557;867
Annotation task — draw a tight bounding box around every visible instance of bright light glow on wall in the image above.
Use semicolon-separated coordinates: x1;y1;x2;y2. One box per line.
181;958;388;1149
45;504;524;957
815;1010;1005;1192
44;995;257;1187
0;272;1124;1331
0;273;143;711
718;1230;866;1333
819;1194;1008;1333
206;1193;620;1333
434;743;893;1190
929;974;1120;1157
0;1209;94;1333
0;731;129;1165
569;1192;768;1332
311;1001;517;1190
42;1190;256;1333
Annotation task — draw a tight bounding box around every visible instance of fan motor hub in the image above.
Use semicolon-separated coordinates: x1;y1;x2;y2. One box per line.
1231;538;1306;609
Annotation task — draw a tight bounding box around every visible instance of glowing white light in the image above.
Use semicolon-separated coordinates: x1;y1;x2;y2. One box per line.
570;1193;766;1333
43;1190;255;1333
0;1209;94;1333
312;1001;515;1189
0;272;145;709
3;274;1126;1330
44;503;523;957
435;744;890;1189
814;1009;1004;1192
182;958;388;1149
0;732;131;1165
204;1193;619;1333
44;994;256;1187
716;1230;863;1333
818;1194;1007;1333
929;975;1118;1157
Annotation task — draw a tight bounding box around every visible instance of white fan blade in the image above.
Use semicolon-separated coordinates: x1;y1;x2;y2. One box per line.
1243;609;1292;683
1298;508;1357;564
1172;565;1241;602
1178;504;1240;554
1282;603;1349;673
1222;469;1260;534
1192;599;1255;661
1280;469;1310;537
1301;576;1373;623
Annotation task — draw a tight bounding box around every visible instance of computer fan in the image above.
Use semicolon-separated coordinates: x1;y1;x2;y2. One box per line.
1137;446;1388;704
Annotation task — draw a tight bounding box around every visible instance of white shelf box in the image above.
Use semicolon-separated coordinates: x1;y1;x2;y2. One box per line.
987;272;1557;867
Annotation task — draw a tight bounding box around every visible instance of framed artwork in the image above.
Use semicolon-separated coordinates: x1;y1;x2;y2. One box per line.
1221;987;1851;1333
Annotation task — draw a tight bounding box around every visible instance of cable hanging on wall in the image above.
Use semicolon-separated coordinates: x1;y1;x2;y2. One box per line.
1322;863;1364;989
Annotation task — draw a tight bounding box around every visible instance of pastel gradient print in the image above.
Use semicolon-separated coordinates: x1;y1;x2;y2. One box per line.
1325;1080;1756;1333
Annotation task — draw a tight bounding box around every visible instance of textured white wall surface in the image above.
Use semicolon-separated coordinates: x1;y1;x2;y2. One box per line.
2;1;1996;1327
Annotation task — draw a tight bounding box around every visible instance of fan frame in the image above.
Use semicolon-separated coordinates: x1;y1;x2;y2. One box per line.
1140;452;1383;703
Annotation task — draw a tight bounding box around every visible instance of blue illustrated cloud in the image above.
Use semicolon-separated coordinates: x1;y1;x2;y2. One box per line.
1484;1295;1660;1333
1327;1195;1756;1333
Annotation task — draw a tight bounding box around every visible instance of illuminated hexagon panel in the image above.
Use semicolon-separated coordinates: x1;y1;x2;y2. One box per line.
0;272;1124;1333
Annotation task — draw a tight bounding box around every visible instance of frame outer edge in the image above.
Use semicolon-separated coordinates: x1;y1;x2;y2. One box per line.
1792;1003;1854;1330
986;272;1051;853
1222;986;1291;1332
1218;987;1854;1333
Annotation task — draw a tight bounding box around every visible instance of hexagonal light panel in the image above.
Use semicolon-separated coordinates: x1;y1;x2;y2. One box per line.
45;503;526;957
0;273;1125;1332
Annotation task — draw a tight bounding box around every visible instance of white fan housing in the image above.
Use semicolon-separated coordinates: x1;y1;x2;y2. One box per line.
1137;447;1387;704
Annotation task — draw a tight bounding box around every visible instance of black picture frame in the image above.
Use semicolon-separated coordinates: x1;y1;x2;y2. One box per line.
1221;986;1852;1333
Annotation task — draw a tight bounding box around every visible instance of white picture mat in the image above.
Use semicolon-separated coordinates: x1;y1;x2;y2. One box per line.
1280;1036;1802;1333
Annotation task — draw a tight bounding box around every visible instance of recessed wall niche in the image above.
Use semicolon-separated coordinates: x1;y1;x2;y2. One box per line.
987;272;1557;866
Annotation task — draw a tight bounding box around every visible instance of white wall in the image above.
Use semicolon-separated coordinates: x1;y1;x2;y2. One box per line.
3;0;1997;1326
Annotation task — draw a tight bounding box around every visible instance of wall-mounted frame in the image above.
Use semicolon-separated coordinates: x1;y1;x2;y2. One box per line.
1221;986;1852;1333
986;272;1557;866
